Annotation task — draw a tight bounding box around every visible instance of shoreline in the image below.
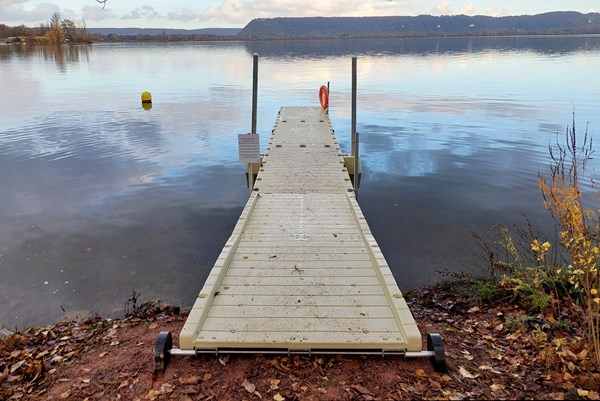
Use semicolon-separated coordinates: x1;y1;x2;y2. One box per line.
3;31;600;45
1;281;598;400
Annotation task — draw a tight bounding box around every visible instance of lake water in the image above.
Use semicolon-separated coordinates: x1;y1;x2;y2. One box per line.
1;36;600;329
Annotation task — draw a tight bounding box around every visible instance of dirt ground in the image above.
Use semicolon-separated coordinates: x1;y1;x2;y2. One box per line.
1;284;599;401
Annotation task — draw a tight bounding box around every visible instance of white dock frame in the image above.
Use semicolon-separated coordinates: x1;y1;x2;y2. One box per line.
178;106;424;353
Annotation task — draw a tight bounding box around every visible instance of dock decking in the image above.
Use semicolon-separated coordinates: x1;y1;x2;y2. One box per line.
179;106;421;352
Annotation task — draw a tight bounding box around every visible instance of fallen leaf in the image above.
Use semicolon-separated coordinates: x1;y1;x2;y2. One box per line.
479;365;502;374
10;361;24;374
159;383;174;394
577;349;589;360
203;373;212;381
490;383;505;392
148;322;158;330
179;376;200;385
118;379;129;390
60;391;70;399
458;366;479;379
429;378;442;391
110;340;120;346
242;378;256;394
415;368;427;377
561;349;578;362
578;389;589;397
273;394;285;401
588;390;600;400
99;352;108;358
351;384;374;395
270;378;280;390
145;389;159;401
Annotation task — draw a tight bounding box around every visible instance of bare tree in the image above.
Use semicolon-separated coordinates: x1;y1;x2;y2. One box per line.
46;12;65;43
61;19;77;42
96;0;108;9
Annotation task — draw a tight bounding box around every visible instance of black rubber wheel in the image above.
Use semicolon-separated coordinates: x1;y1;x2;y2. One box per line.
427;333;447;373
154;331;173;372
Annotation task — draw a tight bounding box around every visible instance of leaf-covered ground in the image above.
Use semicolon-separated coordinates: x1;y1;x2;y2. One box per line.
1;284;599;401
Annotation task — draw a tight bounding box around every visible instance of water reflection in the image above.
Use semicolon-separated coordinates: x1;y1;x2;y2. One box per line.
243;35;600;58
0;44;91;69
0;164;246;326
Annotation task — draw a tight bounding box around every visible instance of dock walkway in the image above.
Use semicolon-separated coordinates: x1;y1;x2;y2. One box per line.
179;106;421;352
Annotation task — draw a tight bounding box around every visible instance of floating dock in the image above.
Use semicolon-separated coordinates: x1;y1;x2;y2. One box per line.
176;106;423;353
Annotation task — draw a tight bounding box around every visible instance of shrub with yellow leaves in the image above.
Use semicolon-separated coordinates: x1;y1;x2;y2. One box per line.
531;239;552;262
538;114;600;366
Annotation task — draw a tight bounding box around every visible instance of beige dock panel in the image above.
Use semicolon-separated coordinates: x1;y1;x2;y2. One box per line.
180;107;421;352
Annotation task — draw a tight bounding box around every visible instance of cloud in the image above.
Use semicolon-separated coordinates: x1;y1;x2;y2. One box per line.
61;8;77;20
167;8;200;22
121;5;160;21
82;5;115;22
430;0;452;16
459;2;475;15
0;1;60;23
200;0;416;25
483;7;509;17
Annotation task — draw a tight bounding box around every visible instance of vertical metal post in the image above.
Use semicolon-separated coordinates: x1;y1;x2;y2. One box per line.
252;53;258;136
351;57;357;156
327;81;330;115
249;53;259;194
354;132;359;195
351;57;358;194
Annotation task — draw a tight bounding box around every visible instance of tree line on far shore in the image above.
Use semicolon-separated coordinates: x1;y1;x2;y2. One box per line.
1;12;91;44
3;11;600;44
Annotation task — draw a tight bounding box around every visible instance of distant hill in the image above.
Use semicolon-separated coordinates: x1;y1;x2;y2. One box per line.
88;27;240;36
238;12;600;38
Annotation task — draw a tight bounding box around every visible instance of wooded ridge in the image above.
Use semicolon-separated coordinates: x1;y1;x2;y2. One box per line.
238;12;600;38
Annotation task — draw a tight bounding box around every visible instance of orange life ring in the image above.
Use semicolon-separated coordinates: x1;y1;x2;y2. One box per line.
319;85;329;109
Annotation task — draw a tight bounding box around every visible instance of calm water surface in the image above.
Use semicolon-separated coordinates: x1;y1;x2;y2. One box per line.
1;36;600;328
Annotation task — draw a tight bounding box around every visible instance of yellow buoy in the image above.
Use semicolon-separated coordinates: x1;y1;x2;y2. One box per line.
141;91;152;103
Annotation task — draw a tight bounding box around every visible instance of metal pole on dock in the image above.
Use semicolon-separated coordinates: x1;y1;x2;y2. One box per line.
351;57;359;194
351;57;357;150
249;53;259;194
252;53;258;136
327;81;330;115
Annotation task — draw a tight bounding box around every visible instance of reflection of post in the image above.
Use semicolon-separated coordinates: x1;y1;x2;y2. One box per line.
249;53;259;194
354;132;359;196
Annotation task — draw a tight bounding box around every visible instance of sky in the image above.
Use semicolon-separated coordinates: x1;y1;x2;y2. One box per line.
1;0;597;29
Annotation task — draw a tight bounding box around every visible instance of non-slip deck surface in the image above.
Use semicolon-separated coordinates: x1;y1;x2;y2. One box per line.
180;107;421;351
